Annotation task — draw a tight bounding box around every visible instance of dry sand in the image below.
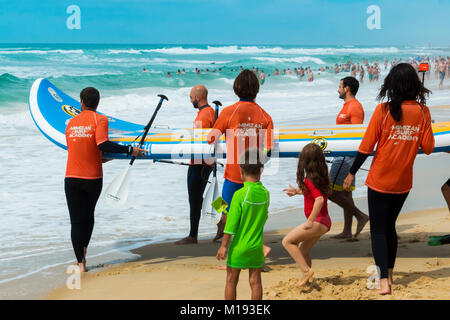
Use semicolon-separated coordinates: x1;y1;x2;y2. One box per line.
47;207;450;300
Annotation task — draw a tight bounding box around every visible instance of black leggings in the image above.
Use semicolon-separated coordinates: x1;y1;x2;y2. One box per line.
65;178;103;263
187;165;213;238
367;187;409;279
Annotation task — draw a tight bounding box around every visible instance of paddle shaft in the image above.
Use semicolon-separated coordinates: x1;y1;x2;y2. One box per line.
212;101;221;178
153;159;189;166
130;95;168;165
153;159;224;167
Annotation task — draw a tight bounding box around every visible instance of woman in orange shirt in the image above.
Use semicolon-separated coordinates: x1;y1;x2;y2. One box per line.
343;63;434;295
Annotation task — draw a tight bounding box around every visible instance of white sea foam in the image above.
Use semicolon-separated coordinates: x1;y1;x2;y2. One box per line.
0;49;84;55
0;65;125;79
140;45;400;55
252;56;326;64
107;49;143;54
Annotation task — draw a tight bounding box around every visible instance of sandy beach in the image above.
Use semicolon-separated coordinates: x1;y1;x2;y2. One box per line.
46;205;450;300
43;150;450;300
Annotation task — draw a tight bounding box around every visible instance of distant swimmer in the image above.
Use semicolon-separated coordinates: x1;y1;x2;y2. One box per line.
359;66;364;84
351;65;357;77
273;69;279;76
182;69;186;75
167;72;171;77
142;68;148;73
299;67;305;80
334;64;339;74
260;70;266;85
65;87;147;272
308;70;314;82
368;66;373;82
439;58;446;89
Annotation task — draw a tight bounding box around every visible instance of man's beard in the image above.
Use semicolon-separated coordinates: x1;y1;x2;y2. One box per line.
192;100;199;108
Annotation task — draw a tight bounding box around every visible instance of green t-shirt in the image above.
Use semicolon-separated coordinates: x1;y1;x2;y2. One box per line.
224;181;270;269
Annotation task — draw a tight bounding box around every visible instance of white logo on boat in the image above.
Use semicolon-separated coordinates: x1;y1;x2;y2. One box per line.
48;87;63;102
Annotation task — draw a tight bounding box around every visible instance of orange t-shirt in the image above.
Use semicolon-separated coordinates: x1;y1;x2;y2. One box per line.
336;99;364;124
207;100;274;184
65;110;109;179
358;101;434;194
191;105;215;165
194;105;215;129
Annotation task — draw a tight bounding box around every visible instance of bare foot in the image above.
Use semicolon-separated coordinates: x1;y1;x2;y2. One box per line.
378;279;391;295
213;220;225;242
78;262;87;273
216;265;226;270
298;269;314;287
354;214;369;238
331;232;352;239
378;287;391;295
175;236;198;245
263;246;271;258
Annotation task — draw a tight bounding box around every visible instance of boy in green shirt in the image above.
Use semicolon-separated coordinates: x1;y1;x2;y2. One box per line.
216;149;270;300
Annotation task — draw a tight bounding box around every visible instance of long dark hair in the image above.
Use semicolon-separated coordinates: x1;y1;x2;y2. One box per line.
297;143;330;196
377;63;431;122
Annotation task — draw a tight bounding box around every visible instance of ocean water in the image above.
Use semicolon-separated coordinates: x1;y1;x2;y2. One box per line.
1;44;450;299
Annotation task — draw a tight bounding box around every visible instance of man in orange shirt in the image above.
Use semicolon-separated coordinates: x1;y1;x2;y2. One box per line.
175;85;215;245
329;76;369;239
65;87;146;272
207;69;273;242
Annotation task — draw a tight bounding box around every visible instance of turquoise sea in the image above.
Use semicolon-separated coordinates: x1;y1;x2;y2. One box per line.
1;44;449;298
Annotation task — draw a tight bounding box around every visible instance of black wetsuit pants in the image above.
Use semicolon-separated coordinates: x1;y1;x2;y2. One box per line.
65;178;103;263
187;165;213;238
367;187;409;279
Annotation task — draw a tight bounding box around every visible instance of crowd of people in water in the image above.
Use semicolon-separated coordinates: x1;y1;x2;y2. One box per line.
142;56;450;89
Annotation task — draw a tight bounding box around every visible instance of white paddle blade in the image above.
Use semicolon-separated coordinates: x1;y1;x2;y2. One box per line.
104;165;132;207
201;177;220;223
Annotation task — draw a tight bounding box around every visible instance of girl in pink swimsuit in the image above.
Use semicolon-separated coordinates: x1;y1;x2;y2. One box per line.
282;143;332;287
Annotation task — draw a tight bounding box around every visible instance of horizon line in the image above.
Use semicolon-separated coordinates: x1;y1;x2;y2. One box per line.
0;42;448;48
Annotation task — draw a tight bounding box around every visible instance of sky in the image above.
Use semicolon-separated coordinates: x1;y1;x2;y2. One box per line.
0;0;449;46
